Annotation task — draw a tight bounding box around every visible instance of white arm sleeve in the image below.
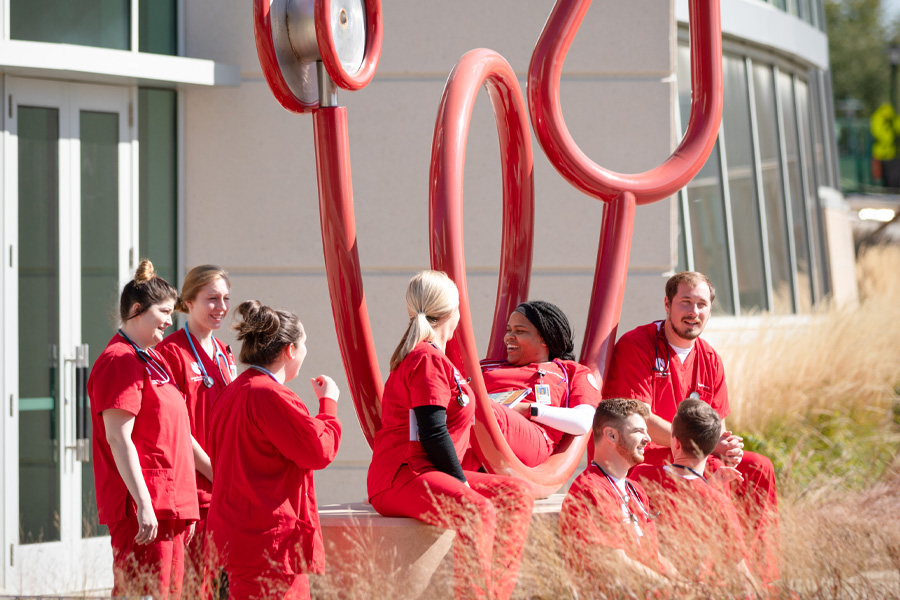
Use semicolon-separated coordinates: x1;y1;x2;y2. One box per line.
531;403;595;435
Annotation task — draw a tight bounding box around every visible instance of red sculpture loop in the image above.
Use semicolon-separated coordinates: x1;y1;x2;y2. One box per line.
429;49;581;497
316;0;383;91
252;0;318;114
528;0;723;204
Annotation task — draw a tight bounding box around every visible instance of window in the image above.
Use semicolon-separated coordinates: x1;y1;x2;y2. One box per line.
10;0;178;56
676;42;835;316
138;88;178;284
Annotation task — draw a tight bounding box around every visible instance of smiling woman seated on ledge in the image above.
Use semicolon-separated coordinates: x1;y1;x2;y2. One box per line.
477;301;601;468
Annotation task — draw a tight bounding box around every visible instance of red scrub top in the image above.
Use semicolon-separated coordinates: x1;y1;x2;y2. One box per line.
157;328;236;508
206;368;341;576
481;358;601;446
560;464;661;570
603;321;729;454
631;464;747;577
88;334;200;525
367;342;476;499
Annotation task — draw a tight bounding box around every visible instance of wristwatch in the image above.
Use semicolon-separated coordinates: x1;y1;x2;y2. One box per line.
530;405;539;419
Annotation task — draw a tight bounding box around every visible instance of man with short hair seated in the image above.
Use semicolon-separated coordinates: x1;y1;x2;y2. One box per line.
559;398;676;595
632;399;763;594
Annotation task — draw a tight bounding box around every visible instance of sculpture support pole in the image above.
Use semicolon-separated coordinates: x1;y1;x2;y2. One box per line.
313;107;383;447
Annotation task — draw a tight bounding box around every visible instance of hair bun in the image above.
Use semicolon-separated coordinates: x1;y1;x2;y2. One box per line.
134;259;156;284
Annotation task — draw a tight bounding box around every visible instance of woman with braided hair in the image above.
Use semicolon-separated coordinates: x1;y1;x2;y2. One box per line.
480;301;601;467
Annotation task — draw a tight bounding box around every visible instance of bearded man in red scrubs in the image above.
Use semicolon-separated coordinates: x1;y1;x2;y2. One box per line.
603;271;780;582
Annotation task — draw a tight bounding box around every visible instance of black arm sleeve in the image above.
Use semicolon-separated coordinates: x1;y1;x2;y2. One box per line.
412;405;467;483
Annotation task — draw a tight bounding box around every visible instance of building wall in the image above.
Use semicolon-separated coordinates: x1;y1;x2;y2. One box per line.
182;0;678;503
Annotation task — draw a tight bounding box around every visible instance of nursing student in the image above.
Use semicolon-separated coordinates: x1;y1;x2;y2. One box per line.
157;265;236;585
480;301;600;467
88;260;199;599
367;270;533;600
207;300;341;600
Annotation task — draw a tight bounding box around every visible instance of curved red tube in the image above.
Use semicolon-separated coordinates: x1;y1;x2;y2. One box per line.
313;107;384;446
430;49;589;498
252;0;318;114
316;0;383;91
528;0;722;204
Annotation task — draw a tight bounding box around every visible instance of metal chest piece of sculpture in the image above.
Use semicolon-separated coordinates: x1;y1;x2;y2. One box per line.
254;0;723;497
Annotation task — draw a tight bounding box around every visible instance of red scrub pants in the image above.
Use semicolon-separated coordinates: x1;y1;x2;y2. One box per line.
370;466;533;600
642;446;781;582
226;570;310;600
489;402;554;467
109;516;189;600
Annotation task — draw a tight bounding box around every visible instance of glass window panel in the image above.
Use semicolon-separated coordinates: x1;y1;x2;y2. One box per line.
80;111;119;539
18;106;61;544
11;0;129;50
777;72;813;312
677;44;734;314
139;89;178;284
807;73;830;191
677;197;688;273
722;56;767;313
139;0;178;55
796;79;830;300
753;63;794;314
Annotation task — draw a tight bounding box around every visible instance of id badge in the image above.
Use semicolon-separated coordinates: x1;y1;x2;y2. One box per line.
534;383;551;405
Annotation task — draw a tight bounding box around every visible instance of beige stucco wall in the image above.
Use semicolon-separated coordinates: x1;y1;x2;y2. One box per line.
182;0;678;503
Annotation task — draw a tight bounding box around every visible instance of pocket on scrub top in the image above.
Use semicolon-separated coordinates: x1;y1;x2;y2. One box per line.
142;468;176;513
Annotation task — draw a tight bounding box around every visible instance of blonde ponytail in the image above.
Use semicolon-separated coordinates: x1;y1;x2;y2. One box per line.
389;271;459;371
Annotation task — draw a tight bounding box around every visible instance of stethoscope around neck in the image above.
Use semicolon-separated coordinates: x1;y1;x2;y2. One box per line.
184;322;231;388
117;329;171;385
652;322;701;400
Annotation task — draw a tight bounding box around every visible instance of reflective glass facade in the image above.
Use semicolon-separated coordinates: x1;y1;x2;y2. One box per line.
676;40;837;316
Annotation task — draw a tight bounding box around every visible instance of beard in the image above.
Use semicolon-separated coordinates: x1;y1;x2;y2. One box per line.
615;438;645;467
669;318;703;341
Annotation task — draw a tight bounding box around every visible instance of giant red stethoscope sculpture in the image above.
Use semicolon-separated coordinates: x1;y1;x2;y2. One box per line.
254;0;722;497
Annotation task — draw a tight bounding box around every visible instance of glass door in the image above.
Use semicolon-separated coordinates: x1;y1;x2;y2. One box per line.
4;77;133;594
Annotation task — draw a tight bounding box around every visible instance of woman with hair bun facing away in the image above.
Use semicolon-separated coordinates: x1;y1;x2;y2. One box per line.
367;270;533;600
157;265;237;587
88;259;199;599
207;300;341;599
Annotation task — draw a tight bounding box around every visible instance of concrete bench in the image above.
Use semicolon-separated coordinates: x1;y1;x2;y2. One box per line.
314;495;566;598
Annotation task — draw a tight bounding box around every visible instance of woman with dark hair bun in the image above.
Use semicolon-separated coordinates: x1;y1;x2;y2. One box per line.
157;264;237;589
207;300;341;600
480;300;601;467
88;259;199;599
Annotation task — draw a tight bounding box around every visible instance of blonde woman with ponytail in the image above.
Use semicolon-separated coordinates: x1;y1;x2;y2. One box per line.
87;259;199;599
157;265;237;590
367;271;533;600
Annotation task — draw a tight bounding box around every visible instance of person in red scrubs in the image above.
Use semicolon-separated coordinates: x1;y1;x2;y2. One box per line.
207;300;341;600
631;399;762;594
559;398;674;596
88;259;199;599
479;301;600;467
367;270;534;600
602;271;780;582
157;264;236;590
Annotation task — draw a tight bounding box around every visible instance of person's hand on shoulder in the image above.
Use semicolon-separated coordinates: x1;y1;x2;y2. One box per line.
310;375;340;402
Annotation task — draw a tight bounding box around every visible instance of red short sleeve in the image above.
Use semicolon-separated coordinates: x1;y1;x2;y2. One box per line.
565;361;602;409
404;347;453;410
602;327;654;404
89;346;144;416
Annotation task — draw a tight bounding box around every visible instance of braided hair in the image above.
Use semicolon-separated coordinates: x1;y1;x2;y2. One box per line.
513;300;575;361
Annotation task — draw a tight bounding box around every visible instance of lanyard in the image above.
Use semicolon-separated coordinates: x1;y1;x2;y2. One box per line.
184;323;231;388
591;461;657;538
249;365;279;383
483;359;570;406
117;329;171;385
668;463;709;484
